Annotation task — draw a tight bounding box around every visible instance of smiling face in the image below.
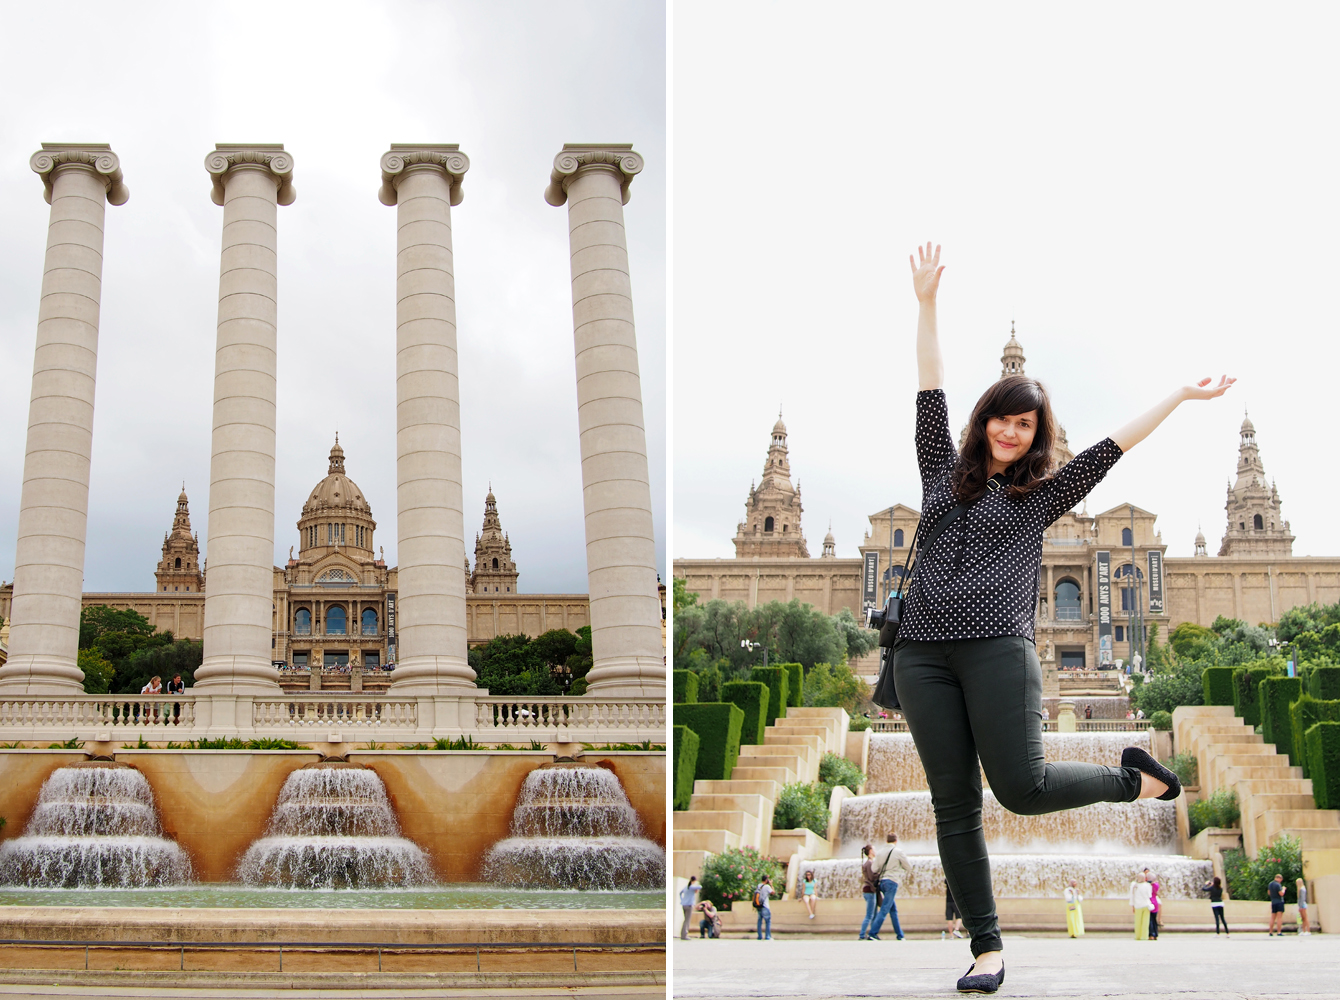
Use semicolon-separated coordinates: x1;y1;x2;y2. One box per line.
984;410;1038;474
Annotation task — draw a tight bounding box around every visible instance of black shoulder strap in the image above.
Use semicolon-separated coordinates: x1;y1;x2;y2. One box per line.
896;473;1008;597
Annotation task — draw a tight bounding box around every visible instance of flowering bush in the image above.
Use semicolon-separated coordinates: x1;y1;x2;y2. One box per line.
700;845;783;911
1223;834;1303;902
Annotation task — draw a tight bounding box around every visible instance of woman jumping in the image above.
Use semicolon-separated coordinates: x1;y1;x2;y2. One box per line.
895;243;1233;994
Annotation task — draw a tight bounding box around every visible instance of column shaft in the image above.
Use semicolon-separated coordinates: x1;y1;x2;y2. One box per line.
0;146;127;695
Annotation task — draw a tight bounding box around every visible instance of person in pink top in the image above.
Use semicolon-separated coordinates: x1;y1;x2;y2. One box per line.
1144;869;1160;940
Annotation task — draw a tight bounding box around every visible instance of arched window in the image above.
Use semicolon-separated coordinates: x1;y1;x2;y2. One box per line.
361;608;378;635
492;557;499;570
326;606;346;635
175;557;181;569
1054;579;1082;620
894;528;904;547
1253;514;1264;529
782;524;787;533
1121;527;1133;546
764;516;775;532
295;609;311;634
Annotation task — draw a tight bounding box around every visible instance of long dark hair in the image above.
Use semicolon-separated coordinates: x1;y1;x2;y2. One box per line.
953;375;1057;503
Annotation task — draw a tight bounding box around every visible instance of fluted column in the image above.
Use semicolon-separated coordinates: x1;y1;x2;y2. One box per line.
193;145;294;696
379;145;475;692
0;145;128;695
545;144;664;699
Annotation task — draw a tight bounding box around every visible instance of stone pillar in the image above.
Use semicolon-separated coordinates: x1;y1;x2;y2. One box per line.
192;146;294;698
545;145;664;699
0;145;128;695
378;146;475;692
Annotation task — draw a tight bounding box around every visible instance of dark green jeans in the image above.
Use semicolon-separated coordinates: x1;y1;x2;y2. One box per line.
893;635;1142;957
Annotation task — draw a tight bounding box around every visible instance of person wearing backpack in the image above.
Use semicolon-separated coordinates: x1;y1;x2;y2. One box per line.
887;243;1230;994
867;833;913;941
753;875;774;940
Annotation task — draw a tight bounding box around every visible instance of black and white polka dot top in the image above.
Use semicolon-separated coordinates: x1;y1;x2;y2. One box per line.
900;389;1123;642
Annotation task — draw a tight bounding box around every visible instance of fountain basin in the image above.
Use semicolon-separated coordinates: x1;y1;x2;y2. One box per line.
483;836;666;891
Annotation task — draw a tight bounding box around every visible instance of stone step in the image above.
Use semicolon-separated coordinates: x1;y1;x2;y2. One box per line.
1258;810;1340;831
1287;828;1340;851
762;732;826;757
745;742;818;761
674;810;755;837
694;778;782;800
730;765;799;785
673;827;740;854
1220;766;1308;785
737;750;809;774
673;849;710;879
1241;792;1319;812
689;792;769;818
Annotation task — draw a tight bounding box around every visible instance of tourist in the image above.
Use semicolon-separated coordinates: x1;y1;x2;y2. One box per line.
140;675;163;721
1268;873;1287;935
1296;878;1310;935
679;876;700;940
944;880;964;939
166;673;186;723
1145;870;1160;939
801;869;818;919
1041;707;1049;722
1126;709;1136;721
1202;876;1229;934
1130;872;1152;940
858;845;878;939
1135;708;1145;720
886;244;1224;994
753;875;774;940
1084;704;1093;720
866;833;912;941
696;898;721;939
1063;879;1084;938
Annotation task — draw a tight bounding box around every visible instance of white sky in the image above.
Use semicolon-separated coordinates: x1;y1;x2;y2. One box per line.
0;1;665;596
671;3;1339;565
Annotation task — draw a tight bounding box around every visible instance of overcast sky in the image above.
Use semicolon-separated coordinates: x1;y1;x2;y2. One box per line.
672;4;1338;568
0;1;665;596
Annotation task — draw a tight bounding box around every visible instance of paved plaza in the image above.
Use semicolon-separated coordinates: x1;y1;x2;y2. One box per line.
672;934;1337;998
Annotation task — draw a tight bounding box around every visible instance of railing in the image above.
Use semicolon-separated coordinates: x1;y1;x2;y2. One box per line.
0;695;197;729
1054;606;1083;620
253;696;418;729
873;718;1149;734
475;697;665;733
868;720;908;732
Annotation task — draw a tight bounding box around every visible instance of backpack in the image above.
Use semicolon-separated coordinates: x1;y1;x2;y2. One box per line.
752;887;765;910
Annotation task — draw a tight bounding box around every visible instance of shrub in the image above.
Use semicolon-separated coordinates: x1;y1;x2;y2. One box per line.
1162;751;1198;788
1290;696;1340;778
1131;660;1203;715
1306;722;1340;809
720;681;769;746
1202;666;1236;706
674;702;744;782
749;667;789;729
1148;710;1173;731
673;670;699;705
1309;666;1340;701
1232;661;1282;727
818;751;864;796
700;845;783;911
672;726;700;811
779;662;803;708
803;660;870;712
1224;834;1303;903
1258;676;1303;760
1187;788;1240;836
772;782;831;837
849;716;871;732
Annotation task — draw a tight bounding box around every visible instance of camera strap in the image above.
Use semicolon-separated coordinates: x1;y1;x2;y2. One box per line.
896;472;1009;599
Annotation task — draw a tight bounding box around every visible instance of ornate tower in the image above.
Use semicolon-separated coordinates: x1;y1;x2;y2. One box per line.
821;525;836;558
1001;321;1026;377
1194;526;1208;557
155;489;205;593
297;436;377;566
1219;412;1293;557
733;413;809;558
471;489;519;594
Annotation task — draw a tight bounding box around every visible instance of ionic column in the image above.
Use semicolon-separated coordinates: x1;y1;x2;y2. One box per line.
545;145;664;699
192;145;294;696
379;146;475;692
0;145;128;695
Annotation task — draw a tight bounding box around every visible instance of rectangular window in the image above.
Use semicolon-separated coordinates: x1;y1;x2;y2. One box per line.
293;652;308;668
363;650;379;668
1060;650;1085;669
1115;625;1125;642
324;652;349;668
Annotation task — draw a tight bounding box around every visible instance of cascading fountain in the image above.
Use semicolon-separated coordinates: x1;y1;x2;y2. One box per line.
237;762;434;889
482;764;665;891
0;761;192;888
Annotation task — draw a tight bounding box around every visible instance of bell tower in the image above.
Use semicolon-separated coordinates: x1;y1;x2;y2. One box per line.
471;489;519;594
1219;412;1293;557
155;488;205;593
733;412;809;558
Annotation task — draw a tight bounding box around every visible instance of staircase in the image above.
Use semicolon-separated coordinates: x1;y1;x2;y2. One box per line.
672;707;848;881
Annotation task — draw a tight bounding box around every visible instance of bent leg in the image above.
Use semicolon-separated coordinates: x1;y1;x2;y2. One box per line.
957;637;1141;814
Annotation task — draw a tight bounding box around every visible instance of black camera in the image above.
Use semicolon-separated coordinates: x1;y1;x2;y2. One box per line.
866;593;903;646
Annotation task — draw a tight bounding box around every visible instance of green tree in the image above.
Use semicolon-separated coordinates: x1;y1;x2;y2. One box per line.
1278;602;1340;643
1168;622;1217;661
80;606;177;693
672;577;698;613
802;661;869;712
78;647;115;694
114;640;202;695
1131;660;1204;715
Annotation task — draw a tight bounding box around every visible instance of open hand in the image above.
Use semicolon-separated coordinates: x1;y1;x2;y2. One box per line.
1184;375;1236;400
909;242;945;303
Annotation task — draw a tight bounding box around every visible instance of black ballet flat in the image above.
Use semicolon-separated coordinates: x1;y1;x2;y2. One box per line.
1121;746;1181;801
957;962;1004;994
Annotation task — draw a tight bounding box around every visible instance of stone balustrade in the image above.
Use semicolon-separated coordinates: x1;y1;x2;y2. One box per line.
474;696;665;735
253;695;419;731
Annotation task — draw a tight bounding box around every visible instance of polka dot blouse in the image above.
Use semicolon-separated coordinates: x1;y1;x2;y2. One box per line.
900;389;1123;642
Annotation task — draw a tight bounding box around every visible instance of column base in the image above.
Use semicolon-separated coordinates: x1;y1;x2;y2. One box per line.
584;656;667;700
0;653;86;695
192;654;282;695
389;655;477;695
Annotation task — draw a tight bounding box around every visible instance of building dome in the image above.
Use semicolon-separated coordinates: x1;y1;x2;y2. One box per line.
772;414;787;436
823;529;835;545
1241;413;1255;434
302;436;371;516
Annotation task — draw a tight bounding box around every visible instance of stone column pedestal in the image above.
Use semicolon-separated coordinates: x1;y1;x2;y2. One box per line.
0;145;128;695
1057;700;1077;733
379;146;475;694
193;146;294;697
545;144;664;699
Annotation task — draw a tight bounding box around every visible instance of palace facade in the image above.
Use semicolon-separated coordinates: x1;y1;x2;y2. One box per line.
674;331;1340;669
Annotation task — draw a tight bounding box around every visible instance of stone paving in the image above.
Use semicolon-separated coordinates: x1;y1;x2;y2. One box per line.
671;933;1337;998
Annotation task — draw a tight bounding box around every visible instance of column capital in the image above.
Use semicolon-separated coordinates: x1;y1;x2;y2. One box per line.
205;144;295;206
379;144;469;206
30;143;128;206
544;143;642;207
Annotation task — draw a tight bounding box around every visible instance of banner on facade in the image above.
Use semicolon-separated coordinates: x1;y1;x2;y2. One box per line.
1147;550;1164;614
1096;551;1113;664
386;592;397;665
863;552;879;610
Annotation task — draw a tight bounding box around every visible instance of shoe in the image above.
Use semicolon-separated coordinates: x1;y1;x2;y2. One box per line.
1121;746;1181;800
957;962;1005;994
868;935;882;941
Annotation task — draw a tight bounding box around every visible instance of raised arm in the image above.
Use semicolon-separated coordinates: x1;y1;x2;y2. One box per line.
910;242;945;390
1110;376;1236;452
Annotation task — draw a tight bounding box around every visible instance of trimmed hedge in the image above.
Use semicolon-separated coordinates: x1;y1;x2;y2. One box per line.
672;725;700;811
1289;695;1340;778
673;669;700;705
1259;676;1303;760
721;680;769;746
674;702;744;783
779;662;803;708
1306;722;1340;809
1310;666;1340;701
1233;663;1281;726
1203;666;1236;707
750;666;789;729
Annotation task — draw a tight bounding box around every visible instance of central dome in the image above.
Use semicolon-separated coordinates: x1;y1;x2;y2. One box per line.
303;436;371;516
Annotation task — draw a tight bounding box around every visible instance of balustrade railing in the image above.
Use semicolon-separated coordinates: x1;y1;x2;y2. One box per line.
475;697;666;733
0;695;196;729
253;695;418;730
